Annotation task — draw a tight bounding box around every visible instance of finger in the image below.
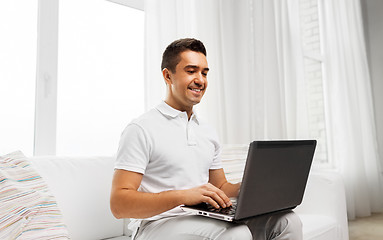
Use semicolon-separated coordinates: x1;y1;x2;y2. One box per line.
217;191;232;207
204;189;232;208
204;191;226;208
203;196;220;209
205;184;231;207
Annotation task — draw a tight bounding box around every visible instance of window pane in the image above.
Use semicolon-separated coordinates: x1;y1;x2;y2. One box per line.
57;0;144;156
304;58;328;163
299;0;328;164
299;0;322;56
0;1;37;156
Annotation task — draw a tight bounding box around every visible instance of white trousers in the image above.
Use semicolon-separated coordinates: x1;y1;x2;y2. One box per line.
134;211;302;240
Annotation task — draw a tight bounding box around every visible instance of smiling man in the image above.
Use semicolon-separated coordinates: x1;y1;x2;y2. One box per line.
110;38;302;240
162;49;208;118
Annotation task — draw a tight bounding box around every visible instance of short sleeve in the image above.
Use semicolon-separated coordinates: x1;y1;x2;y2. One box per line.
115;123;151;174
209;129;222;170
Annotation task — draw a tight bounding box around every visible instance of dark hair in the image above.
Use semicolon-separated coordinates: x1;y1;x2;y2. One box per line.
161;38;207;72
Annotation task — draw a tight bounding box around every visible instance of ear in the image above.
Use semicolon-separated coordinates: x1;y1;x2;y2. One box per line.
162;68;172;85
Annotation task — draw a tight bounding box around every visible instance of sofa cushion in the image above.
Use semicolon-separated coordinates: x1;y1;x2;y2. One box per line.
0;151;69;239
299;214;341;240
30;156;124;240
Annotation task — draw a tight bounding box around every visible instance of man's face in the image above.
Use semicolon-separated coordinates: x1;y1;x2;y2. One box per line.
164;50;209;113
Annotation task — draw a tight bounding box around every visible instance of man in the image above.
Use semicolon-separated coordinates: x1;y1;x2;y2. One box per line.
110;38;302;240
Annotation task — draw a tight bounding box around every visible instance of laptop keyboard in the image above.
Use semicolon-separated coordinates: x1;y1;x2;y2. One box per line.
206;202;237;215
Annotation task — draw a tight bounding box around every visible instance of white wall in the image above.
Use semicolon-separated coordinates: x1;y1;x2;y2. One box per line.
361;0;383;168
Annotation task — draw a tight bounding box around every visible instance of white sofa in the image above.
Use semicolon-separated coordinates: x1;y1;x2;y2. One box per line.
29;155;349;240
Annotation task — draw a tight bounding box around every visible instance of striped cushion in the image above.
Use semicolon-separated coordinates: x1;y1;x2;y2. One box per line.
0;151;69;239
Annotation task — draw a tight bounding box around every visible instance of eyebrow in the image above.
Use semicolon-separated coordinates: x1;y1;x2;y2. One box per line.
184;65;209;71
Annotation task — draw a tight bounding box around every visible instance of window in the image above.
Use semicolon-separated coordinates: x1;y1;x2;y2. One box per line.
299;0;328;164
0;1;38;156
1;1;144;156
56;0;145;155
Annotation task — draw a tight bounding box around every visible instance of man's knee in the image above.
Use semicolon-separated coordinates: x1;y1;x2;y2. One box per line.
273;211;302;240
277;212;303;240
216;224;252;240
285;211;302;230
245;211;302;240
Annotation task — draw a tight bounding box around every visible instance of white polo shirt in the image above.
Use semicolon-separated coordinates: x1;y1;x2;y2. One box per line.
115;101;222;222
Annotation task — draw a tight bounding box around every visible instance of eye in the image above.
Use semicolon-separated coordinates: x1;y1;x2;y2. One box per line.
202;72;208;77
187;70;195;74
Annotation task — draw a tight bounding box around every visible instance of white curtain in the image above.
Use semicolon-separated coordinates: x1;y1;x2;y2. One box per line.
144;0;383;219
145;0;309;144
320;0;383;219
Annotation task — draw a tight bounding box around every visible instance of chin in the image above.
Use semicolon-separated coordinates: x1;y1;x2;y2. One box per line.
191;98;203;105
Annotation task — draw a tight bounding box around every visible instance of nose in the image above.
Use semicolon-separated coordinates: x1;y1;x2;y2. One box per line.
194;72;206;86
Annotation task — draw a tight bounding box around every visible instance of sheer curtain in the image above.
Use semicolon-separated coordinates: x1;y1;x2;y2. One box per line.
320;0;383;219
144;0;309;144
144;0;383;219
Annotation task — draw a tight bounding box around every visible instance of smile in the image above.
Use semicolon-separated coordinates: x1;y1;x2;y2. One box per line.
189;88;202;93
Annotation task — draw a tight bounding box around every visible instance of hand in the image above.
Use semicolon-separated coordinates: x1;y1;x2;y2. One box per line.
181;183;232;209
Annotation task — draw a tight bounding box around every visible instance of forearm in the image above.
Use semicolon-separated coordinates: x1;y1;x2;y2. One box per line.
209;168;241;199
111;182;232;219
111;189;185;219
220;182;241;198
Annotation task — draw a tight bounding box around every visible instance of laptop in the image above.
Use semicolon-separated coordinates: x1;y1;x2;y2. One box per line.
181;140;317;222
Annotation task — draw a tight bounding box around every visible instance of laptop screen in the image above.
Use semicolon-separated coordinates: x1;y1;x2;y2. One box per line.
235;140;316;220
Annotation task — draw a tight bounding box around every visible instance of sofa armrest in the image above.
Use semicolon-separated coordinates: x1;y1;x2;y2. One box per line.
295;171;349;240
30;156;125;240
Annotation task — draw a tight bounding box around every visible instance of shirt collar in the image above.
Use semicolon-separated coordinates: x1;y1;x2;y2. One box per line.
156;101;200;124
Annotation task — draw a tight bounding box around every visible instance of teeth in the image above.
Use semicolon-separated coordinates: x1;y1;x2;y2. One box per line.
191;89;201;92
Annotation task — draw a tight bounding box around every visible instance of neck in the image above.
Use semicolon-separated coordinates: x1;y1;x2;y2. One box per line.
164;99;193;120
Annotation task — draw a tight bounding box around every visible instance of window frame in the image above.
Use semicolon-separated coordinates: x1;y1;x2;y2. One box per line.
34;0;143;156
299;0;333;168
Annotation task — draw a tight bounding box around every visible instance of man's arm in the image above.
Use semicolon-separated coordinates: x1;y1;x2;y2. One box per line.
110;169;232;219
209;168;241;198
